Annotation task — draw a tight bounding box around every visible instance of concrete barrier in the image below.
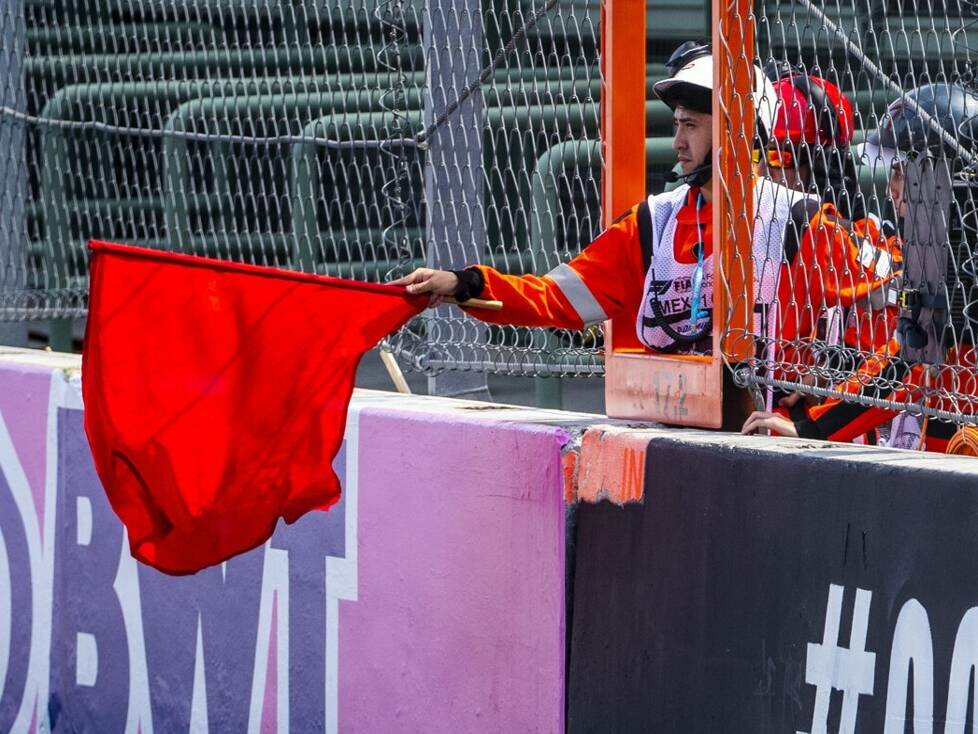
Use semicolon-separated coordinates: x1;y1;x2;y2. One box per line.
0;348;592;733
4;348;978;733
566;427;978;733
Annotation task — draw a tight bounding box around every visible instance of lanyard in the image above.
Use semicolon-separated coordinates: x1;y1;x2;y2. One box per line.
690;191;707;325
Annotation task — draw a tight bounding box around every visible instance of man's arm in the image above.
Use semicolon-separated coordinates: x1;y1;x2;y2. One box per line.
743;338;912;442
391;204;646;330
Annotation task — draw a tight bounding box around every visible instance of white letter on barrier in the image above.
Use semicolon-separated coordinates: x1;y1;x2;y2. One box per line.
883;599;933;733
945;607;978;734
75;632;99;687
0;523;10;702
799;585;876;734
0;410;46;731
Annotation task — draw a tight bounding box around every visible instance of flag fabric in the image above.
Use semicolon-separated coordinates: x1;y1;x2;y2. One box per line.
82;241;425;575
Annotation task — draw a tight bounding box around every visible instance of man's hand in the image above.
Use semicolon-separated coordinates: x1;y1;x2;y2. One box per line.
741;410;799;438
390;268;460;308
778;374;819;409
778;391;803;408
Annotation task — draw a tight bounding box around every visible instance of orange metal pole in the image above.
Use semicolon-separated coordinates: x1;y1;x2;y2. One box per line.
600;0;647;229
713;0;756;362
602;1;724;427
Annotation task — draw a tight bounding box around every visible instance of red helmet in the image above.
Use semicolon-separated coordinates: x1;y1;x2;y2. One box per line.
770;74;855;147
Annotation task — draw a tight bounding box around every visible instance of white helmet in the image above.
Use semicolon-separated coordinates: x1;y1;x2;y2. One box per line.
753;69;778;146
653;41;712;114
653;40;780;146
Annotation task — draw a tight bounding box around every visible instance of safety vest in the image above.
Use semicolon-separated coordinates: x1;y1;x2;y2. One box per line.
635;180;815;353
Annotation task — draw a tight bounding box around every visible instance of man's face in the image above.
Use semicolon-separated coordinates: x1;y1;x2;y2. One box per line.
672;105;712;176
889;160;907;219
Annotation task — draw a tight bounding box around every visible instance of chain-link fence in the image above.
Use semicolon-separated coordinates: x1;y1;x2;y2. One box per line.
0;0;706;380
20;0;966;426
716;0;978;429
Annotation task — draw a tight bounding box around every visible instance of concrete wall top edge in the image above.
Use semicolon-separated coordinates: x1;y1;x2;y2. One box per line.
639;426;978;477
5;348;969;478
0;347;614;432
350;388;611;431
0;345;83;374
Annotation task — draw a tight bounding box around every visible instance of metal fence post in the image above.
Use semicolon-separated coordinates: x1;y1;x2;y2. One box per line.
423;0;491;399
0;0;28;346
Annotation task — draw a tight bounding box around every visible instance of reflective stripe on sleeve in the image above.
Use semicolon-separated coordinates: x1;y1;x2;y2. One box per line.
545;263;608;326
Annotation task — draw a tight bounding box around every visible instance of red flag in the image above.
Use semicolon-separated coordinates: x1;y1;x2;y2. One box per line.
82;241;424;575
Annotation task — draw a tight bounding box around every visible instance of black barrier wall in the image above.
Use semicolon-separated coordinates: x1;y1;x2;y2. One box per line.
567;437;978;733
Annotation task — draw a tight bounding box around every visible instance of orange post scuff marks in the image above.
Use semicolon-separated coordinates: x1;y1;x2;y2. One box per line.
574;427;648;505
561;450;579;504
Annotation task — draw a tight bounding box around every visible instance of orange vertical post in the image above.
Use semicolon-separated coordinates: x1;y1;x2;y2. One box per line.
603;1;725;427
713;0;756;362
600;0;646;226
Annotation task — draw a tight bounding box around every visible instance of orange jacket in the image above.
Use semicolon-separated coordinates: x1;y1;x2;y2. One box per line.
463;190;712;352
776;204;902;370
789;340;974;452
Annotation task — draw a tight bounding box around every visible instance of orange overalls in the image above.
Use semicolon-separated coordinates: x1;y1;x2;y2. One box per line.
792;341;977;452
776;203;903;374
463;189;712;352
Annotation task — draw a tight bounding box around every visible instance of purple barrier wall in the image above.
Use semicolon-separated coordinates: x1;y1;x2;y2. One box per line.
0;350;576;733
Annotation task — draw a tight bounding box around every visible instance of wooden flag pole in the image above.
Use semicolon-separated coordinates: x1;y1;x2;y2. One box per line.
379;297;502;393
444;296;504;311
379;349;413;394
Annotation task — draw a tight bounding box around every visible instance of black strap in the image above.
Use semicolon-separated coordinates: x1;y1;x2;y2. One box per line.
637;200;655;274
919;293;949;310
642;308;714;328
928;420;957;441
451;268;485;302
898;290;948;352
783;198;822;266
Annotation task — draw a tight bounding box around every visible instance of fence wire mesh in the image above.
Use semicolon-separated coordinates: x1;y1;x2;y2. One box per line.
0;0;713;378
717;0;978;429
19;0;967;423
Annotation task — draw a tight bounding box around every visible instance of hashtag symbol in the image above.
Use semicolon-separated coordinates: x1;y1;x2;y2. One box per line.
798;584;877;734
